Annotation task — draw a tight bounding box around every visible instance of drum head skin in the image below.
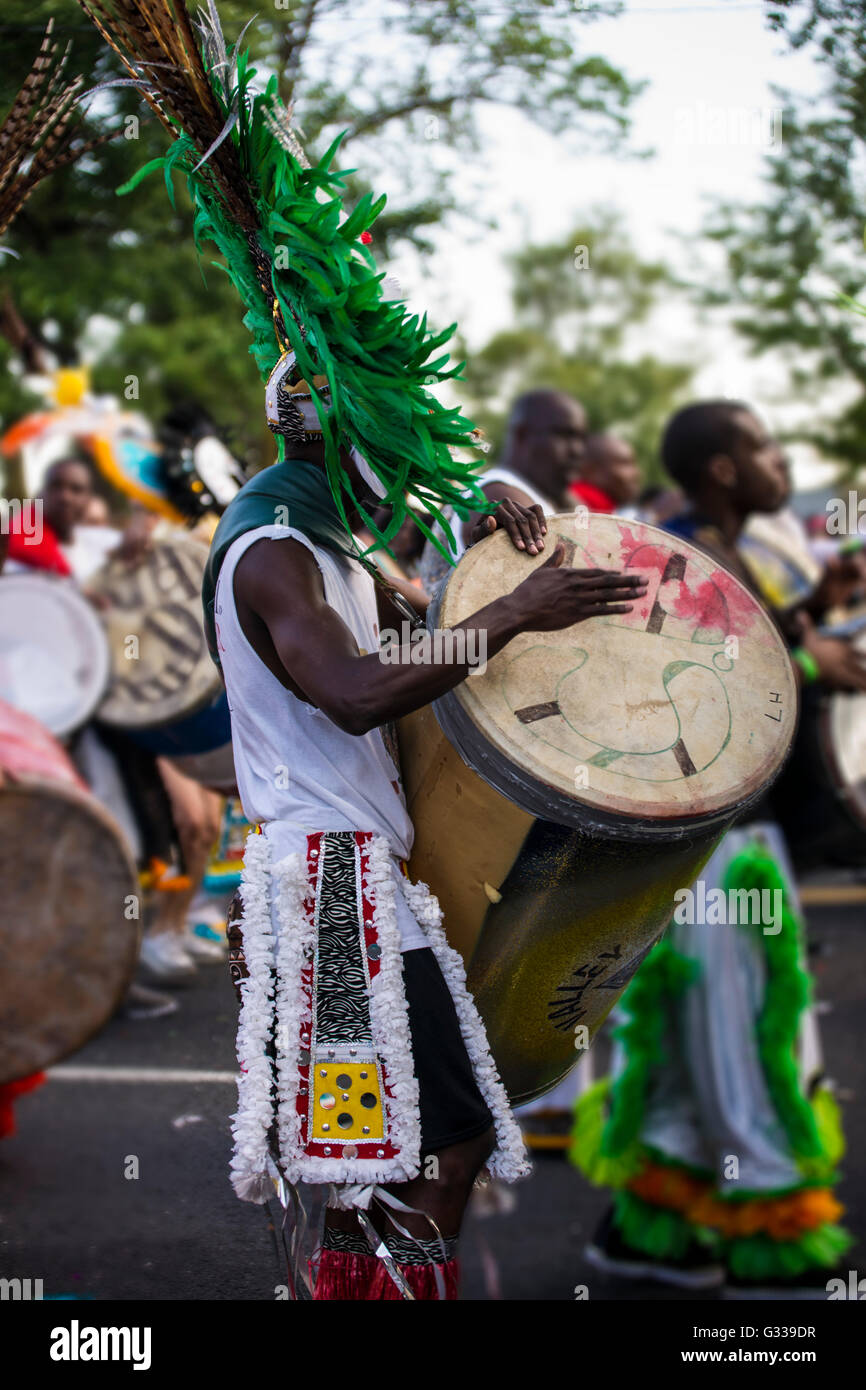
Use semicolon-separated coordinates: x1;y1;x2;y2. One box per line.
0;574;110;737
91;535;221;729
0;777;139;1084
432;514;798;839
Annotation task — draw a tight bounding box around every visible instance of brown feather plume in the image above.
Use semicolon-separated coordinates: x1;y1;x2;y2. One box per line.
0;19;105;237
76;0;258;228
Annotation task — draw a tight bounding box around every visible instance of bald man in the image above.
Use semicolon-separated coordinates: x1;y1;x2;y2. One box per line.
460;389;587;549
572;433;641;514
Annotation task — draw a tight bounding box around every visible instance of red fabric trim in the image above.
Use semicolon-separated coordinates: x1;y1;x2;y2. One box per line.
0;1072;46;1140
312;1248;379;1300
313;1249;460;1301
369;1257;460;1301
570;481;616;513
6;520;72;575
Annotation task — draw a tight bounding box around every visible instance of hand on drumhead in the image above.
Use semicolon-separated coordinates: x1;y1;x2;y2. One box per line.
470;498;547;556
510;543;648;631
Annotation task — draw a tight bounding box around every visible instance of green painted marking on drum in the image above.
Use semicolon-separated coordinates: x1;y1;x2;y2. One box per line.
588;747;623;768
503;648;732;784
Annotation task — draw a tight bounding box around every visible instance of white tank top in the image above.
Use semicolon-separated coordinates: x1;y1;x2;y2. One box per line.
214;524;414;861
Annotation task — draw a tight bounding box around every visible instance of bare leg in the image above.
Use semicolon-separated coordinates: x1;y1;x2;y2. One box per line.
153;760;222;936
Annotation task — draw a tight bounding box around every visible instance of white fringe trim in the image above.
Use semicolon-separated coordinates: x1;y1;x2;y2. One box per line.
230;830;277;1203
399;875;531;1183
362;836;422;1178
273;848;316;1180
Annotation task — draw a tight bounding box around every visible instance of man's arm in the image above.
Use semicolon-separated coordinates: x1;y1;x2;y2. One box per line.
234;536;647;735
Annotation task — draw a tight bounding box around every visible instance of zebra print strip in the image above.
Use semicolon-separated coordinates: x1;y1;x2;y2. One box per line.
314;831;373;1045
319;1225;458;1266
320;1227;370;1256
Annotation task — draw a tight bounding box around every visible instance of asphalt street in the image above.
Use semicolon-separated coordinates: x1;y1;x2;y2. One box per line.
1;899;863;1303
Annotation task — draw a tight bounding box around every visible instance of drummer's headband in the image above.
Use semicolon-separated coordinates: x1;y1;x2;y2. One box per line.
265;350;388;500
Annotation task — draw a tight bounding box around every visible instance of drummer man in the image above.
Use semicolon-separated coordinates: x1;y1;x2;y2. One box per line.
571;432;641;516
460;389;588;546
5;456;144;583
4;457;93;577
213;419;647;1301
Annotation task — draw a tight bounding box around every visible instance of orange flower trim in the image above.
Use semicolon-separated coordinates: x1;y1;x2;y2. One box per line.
628;1161;842;1241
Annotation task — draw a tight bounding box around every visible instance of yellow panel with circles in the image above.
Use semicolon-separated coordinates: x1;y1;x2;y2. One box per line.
310;1060;385;1142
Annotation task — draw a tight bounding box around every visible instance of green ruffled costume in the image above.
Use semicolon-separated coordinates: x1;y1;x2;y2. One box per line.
570;834;851;1281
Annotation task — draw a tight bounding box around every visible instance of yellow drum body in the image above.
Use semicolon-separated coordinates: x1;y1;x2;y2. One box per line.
401;704;720;1103
400;513;798;1103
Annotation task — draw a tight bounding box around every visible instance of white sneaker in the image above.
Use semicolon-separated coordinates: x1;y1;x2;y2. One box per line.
184;928;226;963
138;932;197;986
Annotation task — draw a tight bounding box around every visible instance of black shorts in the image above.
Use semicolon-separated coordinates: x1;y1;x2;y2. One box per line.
402;947;494;1154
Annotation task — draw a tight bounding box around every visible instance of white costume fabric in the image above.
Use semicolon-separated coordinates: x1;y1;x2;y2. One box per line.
621;821;818;1191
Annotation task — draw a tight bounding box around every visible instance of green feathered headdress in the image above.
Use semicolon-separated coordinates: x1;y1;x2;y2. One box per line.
78;0;489;556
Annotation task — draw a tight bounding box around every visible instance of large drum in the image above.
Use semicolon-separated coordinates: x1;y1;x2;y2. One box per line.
0;572;110;736
775;624;866;867
90;533;235;792
400;513;798;1104
0;700;140;1084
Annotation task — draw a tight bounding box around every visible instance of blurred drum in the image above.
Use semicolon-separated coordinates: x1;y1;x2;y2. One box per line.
169;740;236;794
0;573;110;737
400;513;798;1103
0;700;139;1085
91;533;220;730
775;625;866;866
